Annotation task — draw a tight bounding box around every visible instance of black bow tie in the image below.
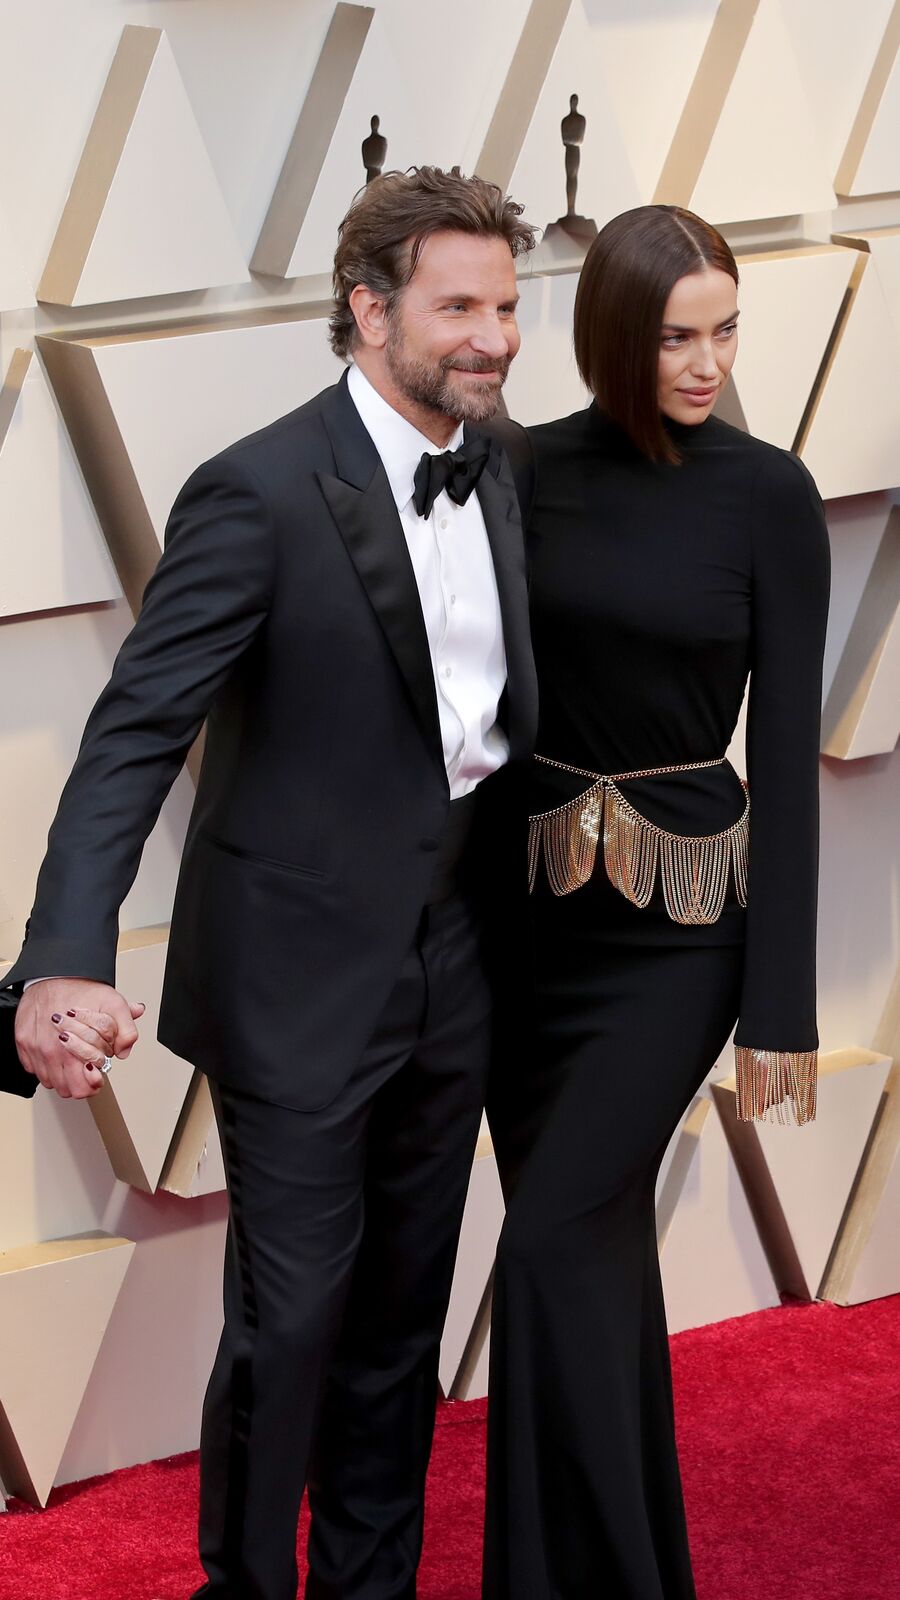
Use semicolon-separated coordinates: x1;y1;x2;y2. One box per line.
413;435;491;519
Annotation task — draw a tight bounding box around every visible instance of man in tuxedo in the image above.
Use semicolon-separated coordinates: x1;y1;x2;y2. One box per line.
4;166;536;1598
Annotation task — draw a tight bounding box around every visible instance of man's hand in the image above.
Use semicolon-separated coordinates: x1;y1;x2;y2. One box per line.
15;980;146;1100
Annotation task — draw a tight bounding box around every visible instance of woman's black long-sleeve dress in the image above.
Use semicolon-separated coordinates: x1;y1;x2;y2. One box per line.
483;404;830;1600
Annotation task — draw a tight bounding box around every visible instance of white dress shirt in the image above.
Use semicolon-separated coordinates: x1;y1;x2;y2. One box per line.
347;363;508;799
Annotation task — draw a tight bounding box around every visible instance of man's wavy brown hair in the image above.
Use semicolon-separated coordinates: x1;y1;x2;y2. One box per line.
329;166;536;361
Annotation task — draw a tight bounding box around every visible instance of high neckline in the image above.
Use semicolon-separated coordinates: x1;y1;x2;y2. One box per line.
585;401;715;458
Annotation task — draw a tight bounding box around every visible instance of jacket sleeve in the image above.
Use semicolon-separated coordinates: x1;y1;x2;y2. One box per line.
733;449;830;1124
3;453;276;989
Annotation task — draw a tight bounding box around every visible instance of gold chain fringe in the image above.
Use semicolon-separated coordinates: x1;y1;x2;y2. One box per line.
735;1046;817;1126
528;754;749;927
528;756;817;1125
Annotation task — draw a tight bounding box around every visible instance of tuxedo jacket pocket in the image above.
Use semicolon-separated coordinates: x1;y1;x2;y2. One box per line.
200;830;329;884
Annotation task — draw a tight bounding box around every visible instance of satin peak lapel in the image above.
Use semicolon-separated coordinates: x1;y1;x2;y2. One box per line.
316;464;443;771
474;441;538;762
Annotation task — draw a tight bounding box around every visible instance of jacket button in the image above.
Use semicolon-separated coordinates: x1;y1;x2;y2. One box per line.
420;837;439;852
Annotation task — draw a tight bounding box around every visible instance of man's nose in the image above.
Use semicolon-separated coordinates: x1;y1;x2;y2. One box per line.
469;315;513;357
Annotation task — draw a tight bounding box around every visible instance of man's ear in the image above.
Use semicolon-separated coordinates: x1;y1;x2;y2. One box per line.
348;284;389;350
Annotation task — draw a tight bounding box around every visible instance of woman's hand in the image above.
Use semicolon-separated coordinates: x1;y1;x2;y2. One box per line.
14;981;146;1099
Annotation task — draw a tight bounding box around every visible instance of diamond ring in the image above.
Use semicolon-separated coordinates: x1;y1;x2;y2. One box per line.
101;1056;114;1075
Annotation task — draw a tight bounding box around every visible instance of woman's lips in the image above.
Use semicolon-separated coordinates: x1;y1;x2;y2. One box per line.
677;386;718;405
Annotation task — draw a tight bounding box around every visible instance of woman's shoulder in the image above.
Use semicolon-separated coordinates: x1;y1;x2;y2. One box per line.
525;407;594;455
699;416;823;506
701;414;805;473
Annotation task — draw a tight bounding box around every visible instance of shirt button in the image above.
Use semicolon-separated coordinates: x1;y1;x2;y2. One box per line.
440;519;448;530
450;594;457;606
444;666;452;678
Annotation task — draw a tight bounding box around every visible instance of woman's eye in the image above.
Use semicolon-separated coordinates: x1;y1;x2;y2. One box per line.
662;335;685;349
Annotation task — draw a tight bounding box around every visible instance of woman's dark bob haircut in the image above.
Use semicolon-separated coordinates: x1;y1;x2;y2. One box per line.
573;204;738;465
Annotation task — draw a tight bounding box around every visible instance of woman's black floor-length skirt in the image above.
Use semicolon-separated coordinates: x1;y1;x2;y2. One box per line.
484;864;745;1600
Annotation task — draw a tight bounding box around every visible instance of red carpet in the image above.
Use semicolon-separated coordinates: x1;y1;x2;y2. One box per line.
2;1296;899;1600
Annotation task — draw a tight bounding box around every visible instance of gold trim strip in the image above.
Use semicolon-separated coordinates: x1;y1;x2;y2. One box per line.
476;0;572;190
821;504;900;758
37;26;161;305
251;4;375;278
653;0;760;205
36;332;206;784
835;0;900;196
0;348;32;454
792;246;869;457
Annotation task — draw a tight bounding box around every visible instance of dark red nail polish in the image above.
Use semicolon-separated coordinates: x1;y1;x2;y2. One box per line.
51;1013;62;1024
58;1032;69;1042
66;1010;77;1018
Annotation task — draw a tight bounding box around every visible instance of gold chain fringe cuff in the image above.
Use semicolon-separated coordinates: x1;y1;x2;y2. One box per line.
734;1046;818;1125
528;754;749;927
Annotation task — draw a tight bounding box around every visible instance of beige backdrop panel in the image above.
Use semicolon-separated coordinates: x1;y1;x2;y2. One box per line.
0;348;121;617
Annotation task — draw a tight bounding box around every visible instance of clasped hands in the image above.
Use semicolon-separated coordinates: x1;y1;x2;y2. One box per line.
15;980;146;1100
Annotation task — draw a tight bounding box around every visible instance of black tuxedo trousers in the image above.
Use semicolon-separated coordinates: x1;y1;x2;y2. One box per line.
195;887;492;1600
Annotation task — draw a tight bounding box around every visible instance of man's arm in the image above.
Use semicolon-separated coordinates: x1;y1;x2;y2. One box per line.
7;451;276;1096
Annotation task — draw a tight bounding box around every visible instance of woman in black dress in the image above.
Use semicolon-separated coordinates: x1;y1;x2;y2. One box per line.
484;206;830;1599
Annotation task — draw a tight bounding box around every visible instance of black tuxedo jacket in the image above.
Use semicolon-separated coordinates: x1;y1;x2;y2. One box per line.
3;373;537;1109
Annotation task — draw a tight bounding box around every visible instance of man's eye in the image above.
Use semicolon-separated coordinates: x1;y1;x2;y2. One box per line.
717;323;737;339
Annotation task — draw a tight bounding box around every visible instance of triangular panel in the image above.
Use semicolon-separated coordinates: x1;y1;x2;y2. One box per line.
835;1;900;196
256;0;531;282
252;3;375;278
38;27;248;306
38;312;340;618
589;1;721;201
729;245;856;448
0;1236;134;1506
159;1072;226;1199
659;0;835;223
439;1131;504;1397
658;1097;779;1334
0;349;121;619
862;226;900;348
502;5;639;238
801;244;900;498
783;0;896;181
712;1050;892;1300
821;1038;900;1308
822;505;900;759
484;0;719;236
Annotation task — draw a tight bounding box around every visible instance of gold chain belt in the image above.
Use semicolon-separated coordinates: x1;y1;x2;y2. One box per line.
528;753;749;926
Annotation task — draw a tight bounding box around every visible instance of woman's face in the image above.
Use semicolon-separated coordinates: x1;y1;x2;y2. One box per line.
656;267;739;426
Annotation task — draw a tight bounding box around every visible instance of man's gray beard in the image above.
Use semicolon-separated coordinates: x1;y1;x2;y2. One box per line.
385;330;509;424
